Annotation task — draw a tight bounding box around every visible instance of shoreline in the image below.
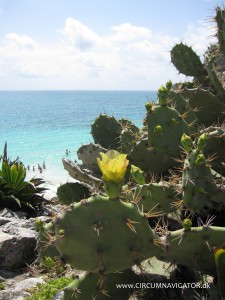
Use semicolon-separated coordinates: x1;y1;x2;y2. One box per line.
25;162;76;200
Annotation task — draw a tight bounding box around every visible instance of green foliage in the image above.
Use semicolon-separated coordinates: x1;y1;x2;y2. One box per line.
0;143;47;214
40;256;66;275
25;277;73;300
35;219;44;231
41;256;56;270
0;282;5;290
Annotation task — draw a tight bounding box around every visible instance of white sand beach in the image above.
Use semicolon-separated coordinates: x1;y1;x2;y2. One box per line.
26;162;76;200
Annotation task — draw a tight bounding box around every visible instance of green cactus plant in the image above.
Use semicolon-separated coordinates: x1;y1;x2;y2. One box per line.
120;127;138;154
181;133;219;211
203;128;225;175
57;182;91;205
36;6;225;300
168;90;198;133
37;221;60;263
180;88;225;126
91;114;122;149
53;194;160;274
146;101;190;156
204;53;225;100
126;182;180;215
63;269;137;300
215;7;225;57
159;226;225;276
170;42;206;77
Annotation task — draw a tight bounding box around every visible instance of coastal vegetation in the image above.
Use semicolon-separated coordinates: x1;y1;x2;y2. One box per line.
26;277;73;300
0;143;47;215
1;5;225;300
37;6;225;299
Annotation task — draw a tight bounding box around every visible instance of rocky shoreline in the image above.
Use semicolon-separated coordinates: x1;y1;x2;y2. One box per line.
0;202;64;300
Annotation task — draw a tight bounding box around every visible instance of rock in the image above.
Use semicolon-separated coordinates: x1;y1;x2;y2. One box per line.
14;277;44;291
62;158;101;185
0;208;15;218
0;217;11;226
0;203;65;299
52;291;64;300
38;203;65;218
0;208;38;270
0;276;44;300
0;226;37;270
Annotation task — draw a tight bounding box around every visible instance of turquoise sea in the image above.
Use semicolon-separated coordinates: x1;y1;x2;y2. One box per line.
0;90;157;195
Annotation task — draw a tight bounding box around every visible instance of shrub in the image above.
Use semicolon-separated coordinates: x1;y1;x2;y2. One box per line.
0;143;47;215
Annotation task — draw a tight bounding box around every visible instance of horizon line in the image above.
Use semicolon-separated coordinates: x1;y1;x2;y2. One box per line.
0;89;157;92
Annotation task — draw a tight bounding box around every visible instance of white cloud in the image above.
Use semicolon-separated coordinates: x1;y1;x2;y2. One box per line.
110;23;152;42
5;33;37;49
58;17;100;49
0;18;217;89
181;21;217;56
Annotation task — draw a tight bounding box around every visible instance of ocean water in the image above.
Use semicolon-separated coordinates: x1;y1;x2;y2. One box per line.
0;90;157;195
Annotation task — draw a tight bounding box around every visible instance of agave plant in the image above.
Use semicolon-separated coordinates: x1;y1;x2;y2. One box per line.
0;143;48;215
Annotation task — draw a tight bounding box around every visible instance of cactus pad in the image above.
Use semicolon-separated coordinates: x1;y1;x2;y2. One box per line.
54;195;159;273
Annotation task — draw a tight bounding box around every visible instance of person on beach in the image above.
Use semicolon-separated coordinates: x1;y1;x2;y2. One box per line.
27;165;30;171
33;166;35;171
43;161;46;169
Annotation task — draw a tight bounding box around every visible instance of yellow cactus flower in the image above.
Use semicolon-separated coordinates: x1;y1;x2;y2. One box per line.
97;150;129;183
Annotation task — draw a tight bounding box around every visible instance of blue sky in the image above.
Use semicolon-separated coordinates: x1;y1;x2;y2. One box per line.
0;0;223;90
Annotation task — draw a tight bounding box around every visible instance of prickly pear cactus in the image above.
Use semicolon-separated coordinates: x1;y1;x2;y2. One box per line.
203;128;225;175
180;88;225;126
37;221;60;262
37;6;225;300
126;182;179;215
146;101;190;156
181;133;219;211
63;269;137;300
57;182;91;205
170;42;206;77
215;6;225;57
91;114;122;149
160;226;225;276
129;138;175;173
53;195;160;273
168;90;198;133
